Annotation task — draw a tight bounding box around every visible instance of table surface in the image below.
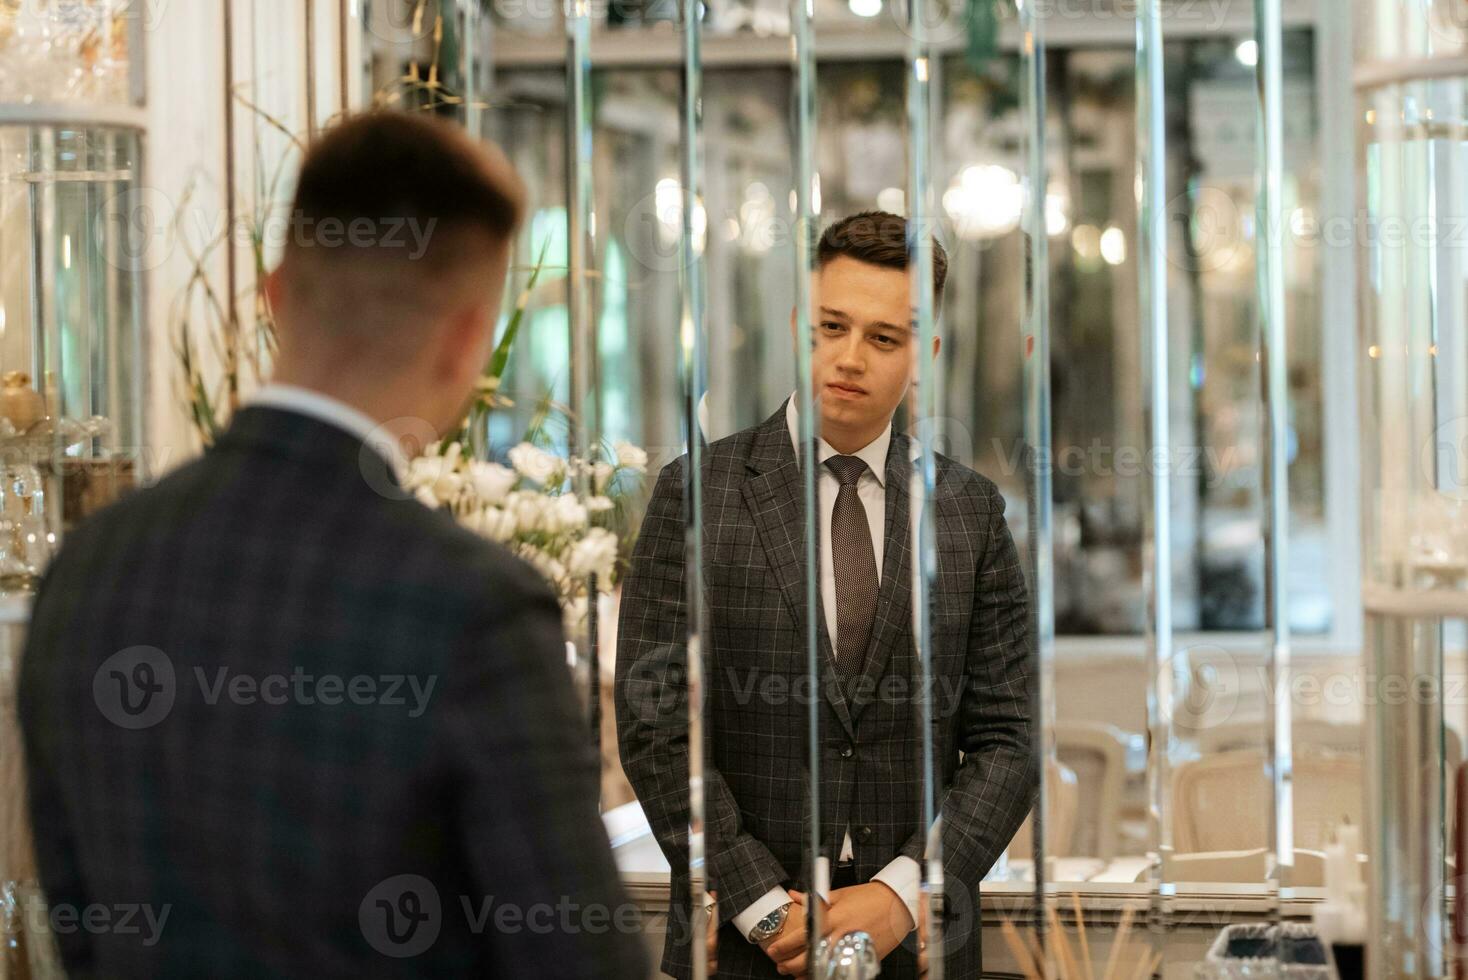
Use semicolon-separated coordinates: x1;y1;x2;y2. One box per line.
602;802;1334;918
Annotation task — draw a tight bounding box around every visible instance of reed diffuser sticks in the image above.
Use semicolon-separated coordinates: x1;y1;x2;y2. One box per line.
999;896;1162;980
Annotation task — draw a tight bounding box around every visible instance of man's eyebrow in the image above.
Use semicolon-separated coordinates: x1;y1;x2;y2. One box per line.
818;308;908;335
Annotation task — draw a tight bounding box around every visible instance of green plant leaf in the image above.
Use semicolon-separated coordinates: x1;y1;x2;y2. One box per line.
487;235;553;381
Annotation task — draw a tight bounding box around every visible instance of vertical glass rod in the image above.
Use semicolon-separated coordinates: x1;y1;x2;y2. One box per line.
677;0;711;975
1253;0;1294;910
1018;0;1055;956
789;0;826;958
1136;0;1174;959
905;0;942;972
563;0;601;746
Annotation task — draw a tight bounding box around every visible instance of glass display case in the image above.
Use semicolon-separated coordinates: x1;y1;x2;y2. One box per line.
0;122;144;564
0;0;146;586
1;3;147;975
1356;0;1468;975
1358;1;1468;603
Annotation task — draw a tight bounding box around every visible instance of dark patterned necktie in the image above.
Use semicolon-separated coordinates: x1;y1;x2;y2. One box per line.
825;455;879;678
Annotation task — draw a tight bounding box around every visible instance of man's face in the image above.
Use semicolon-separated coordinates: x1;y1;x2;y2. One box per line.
805;255;920;444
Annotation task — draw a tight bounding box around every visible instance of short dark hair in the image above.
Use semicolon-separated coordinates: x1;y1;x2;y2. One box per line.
816;210;949;302
289;110;525;262
281;111;526;338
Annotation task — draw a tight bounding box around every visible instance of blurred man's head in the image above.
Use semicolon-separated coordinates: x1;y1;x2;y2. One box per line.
792;210;946;455
266;111;527;436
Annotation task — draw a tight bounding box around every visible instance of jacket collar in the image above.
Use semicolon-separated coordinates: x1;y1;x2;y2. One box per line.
212;404;404;493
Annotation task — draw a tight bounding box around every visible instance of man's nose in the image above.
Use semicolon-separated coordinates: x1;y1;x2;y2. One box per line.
835;334;866;372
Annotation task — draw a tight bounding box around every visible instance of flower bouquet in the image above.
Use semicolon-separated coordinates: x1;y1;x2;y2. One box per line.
397;235;648;634
403;435;648;636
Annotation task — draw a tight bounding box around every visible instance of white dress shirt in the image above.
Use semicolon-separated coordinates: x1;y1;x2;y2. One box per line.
728;395;919;941
249;384;409;485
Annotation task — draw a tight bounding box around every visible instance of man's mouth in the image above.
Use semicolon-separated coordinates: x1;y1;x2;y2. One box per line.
826;382;867;397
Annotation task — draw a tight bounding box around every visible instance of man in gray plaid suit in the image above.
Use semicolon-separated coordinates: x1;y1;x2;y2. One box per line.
616;211;1036;979
20;113;647;979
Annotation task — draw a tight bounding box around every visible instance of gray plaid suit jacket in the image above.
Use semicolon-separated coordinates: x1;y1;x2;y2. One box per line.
19;406;648;979
615;398;1036;980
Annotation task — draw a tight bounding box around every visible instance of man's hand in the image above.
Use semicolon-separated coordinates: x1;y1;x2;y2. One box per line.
822;881;914;964
760;890;824;978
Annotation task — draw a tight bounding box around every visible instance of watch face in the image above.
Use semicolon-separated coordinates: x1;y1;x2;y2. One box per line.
751;905;787;942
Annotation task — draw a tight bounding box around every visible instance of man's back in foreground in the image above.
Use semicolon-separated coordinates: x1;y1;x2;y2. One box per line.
18;111;648;980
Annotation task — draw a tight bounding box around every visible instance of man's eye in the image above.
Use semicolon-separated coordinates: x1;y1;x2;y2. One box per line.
873;334;895;346
820;322;842;331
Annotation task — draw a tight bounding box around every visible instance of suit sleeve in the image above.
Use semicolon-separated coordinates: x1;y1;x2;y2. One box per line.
898;486;1036;892
614;458;790;928
440;570;649;980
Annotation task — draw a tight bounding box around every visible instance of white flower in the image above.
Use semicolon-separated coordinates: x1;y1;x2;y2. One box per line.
413;485;441;509
585;495;615;514
478;506;517;543
506;490;549;533
544;495;589;534
406;456;433;484
508;442;564;486
407;453;464;502
614;440;648;473
468;460;518;506
591;461;615;494
567;527;619;581
520;544;567;586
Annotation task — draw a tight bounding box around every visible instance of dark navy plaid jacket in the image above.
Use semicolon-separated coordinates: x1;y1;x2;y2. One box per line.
20;406;648;979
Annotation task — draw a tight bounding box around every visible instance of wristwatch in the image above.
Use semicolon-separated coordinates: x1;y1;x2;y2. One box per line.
747;901;793;945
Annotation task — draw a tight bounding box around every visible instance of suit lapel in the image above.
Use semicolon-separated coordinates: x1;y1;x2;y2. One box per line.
741;400;856;740
848;429;913;724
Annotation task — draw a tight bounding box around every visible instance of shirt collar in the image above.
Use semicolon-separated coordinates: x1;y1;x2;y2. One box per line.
249;384;409;484
784;392;891;487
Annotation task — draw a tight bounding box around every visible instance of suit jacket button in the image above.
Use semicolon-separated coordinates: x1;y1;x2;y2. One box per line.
840;746;853;759
858;826;873;842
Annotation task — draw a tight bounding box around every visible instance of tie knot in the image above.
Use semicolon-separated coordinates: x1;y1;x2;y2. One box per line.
825;455;867;487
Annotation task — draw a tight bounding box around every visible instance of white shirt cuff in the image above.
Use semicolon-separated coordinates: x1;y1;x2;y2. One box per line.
732;886;794;943
871;856;920;933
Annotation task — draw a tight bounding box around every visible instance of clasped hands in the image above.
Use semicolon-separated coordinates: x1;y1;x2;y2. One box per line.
757;881;921;979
